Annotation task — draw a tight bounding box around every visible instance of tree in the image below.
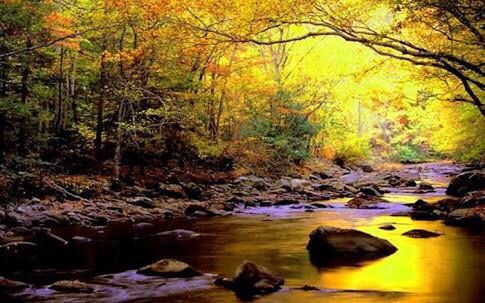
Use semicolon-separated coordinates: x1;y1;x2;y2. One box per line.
187;0;485;116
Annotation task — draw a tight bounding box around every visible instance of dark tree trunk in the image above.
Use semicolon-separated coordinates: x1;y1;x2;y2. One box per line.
0;113;5;164
1;44;8;163
18;38;32;155
55;47;65;132
95;52;107;159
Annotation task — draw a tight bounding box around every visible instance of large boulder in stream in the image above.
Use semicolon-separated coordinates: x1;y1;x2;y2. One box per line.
231;261;284;298
307;226;397;266
137;259;202;277
445;206;485;228
446;170;485;196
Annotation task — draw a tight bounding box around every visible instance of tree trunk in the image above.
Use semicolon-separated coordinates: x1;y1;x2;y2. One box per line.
18;38;32;155
55;47;65;132
68;55;78;126
95;51;107;159
0;42;8;163
113;100;125;181
0;113;5;164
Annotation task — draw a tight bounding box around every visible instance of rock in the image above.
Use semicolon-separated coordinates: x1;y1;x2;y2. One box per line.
435;198;461;212
137;259;202;277
244;200;257;208
0;241;38;257
159;184;186;198
50;280;93;293
0;276;29;290
290;204;315;210
310;202;328;208
126;197;155;209
346;195;388;209
214;277;234;289
290;179;311;193
315;172;331;179
157;229;200;238
412;199;434;211
404;180;417;187
402;229;441;238
232;261;284;298
181;182;203;199
70;236;93;245
297;285;320;291
259;201;273;207
446;170;485;196
273;199;300;206
185;204;216;217
379;224;396;230
309;174;322;182
358;164;374;173
344;185;359;194
388;177;402;187
10;227;30;235
410;211;440;221
273;179;291;191
418;182;434;191
237;176;267;190
340;171;362;184
445;207;484;228
134;222;155;235
33;229;68;247
391;211;411;217
460;191;485;208
306;226;397;265
360;187;382;197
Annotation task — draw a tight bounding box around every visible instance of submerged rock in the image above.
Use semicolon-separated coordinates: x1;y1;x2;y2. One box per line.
402;229;441;238
306;226;397;265
379;224;396;230
137;259;202;277
156;229;200;238
49;280;93;293
446;170;485;196
232;261;284;298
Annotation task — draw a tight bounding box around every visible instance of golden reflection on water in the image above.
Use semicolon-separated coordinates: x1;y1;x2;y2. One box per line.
179;208;482;303
316;215;478;303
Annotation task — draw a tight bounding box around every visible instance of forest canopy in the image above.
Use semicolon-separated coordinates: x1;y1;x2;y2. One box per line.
0;0;484;176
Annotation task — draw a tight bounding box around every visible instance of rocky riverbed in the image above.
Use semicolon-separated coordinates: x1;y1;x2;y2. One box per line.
0;162;484;302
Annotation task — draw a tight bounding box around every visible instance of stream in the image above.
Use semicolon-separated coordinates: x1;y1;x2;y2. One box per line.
2;162;484;302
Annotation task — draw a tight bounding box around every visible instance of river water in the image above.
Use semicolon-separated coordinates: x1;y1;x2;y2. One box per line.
2;163;484;302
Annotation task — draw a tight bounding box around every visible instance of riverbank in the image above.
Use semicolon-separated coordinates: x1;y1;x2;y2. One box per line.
0;161;484;302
